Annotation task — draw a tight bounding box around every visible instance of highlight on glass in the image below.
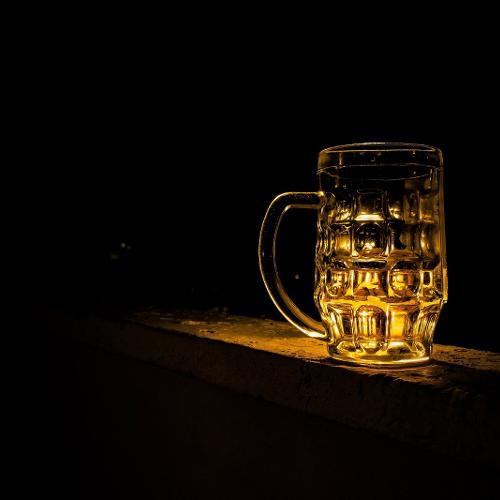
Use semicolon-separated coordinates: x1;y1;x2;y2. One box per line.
259;143;447;367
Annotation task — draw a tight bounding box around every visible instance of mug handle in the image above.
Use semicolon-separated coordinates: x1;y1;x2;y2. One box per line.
258;191;328;340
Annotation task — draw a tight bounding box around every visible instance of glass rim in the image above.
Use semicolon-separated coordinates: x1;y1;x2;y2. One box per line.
319;142;440;153
317;142;443;173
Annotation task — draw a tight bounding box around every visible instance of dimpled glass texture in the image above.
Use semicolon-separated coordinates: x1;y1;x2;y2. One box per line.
314;143;447;365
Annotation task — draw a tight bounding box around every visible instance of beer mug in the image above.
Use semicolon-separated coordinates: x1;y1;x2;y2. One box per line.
259;143;447;366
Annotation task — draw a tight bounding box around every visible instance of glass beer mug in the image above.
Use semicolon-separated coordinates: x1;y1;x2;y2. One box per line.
259;143;447;366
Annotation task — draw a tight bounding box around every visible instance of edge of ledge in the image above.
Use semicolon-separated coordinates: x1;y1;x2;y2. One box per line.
35;305;500;468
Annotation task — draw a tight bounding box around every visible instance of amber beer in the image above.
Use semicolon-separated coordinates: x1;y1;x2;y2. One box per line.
259;143;447;366
315;160;445;363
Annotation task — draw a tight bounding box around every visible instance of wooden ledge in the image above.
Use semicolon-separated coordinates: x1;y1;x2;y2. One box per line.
37;306;500;468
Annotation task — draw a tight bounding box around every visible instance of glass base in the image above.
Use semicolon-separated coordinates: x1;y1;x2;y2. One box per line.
327;341;431;368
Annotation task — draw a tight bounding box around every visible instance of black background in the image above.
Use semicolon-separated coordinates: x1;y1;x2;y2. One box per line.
15;14;500;500
20;23;499;353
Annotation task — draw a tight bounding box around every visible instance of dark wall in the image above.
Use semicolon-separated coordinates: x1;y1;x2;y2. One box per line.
22;45;499;352
35;337;496;499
